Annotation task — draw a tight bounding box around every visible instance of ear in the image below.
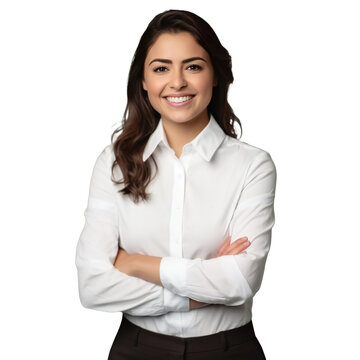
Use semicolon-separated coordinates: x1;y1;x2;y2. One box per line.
142;79;148;91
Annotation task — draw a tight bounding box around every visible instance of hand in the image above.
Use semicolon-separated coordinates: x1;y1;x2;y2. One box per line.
190;298;209;309
216;235;250;257
113;247;134;276
189;235;250;310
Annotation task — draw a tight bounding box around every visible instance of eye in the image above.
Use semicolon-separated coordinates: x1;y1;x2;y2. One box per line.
153;66;168;73
187;64;202;71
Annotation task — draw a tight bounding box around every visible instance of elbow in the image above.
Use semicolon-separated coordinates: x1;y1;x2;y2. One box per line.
221;255;254;306
78;291;103;311
78;291;94;310
75;261;114;312
224;288;253;306
77;285;118;313
76;276;100;310
77;283;95;310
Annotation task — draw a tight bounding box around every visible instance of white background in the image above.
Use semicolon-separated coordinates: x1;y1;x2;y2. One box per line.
1;0;359;359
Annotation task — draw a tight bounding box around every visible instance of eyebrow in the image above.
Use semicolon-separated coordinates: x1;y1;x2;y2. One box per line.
148;57;207;66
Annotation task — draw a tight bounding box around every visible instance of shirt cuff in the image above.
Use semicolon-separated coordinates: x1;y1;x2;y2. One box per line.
163;288;190;312
160;256;195;294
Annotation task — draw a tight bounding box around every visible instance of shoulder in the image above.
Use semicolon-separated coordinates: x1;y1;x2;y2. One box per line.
223;136;276;169
93;143;122;178
223;137;277;192
95;143;116;166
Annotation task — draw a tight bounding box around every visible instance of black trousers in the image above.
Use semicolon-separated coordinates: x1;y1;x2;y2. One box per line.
108;316;266;359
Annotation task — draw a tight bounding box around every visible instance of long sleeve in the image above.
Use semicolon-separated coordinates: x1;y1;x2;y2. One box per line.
159;151;277;306
75;145;190;315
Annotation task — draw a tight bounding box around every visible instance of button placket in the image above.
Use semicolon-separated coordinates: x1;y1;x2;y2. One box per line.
169;157;185;258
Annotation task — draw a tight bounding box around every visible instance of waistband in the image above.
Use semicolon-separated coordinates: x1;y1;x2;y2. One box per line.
118;316;257;353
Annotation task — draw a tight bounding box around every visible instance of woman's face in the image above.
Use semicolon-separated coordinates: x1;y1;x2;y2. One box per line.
142;31;217;126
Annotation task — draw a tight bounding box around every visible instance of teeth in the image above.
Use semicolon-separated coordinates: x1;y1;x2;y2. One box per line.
166;96;193;103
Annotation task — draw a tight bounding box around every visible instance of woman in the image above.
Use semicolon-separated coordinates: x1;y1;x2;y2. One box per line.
75;9;276;360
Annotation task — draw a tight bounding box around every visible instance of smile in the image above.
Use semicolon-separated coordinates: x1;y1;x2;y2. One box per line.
166;95;193;103
164;95;195;107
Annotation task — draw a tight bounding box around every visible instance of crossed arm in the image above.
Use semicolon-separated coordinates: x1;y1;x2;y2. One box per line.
112;151;276;309
113;235;251;309
76;147;276;314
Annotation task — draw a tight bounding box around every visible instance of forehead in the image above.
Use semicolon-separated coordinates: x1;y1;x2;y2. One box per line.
145;32;210;61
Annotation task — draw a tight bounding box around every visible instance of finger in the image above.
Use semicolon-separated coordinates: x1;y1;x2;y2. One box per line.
227;237;249;251
217;236;248;257
226;247;249;255
226;236;248;248
216;236;231;257
226;240;251;255
233;236;248;244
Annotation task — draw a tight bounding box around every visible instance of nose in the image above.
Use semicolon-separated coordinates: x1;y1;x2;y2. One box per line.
169;69;187;90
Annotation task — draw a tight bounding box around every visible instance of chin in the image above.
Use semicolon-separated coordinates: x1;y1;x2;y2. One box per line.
163;113;202;124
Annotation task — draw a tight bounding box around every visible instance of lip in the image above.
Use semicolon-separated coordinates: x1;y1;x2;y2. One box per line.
163;94;195;107
164;94;195;97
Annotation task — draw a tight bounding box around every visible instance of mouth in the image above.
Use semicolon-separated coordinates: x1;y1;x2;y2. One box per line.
164;95;195;107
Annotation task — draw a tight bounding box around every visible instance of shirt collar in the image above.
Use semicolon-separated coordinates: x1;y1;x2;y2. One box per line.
142;113;226;162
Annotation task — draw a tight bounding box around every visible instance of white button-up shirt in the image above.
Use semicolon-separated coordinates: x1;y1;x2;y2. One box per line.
75;114;277;337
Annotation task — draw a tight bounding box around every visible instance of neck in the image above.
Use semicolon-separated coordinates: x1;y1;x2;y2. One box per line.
162;112;210;158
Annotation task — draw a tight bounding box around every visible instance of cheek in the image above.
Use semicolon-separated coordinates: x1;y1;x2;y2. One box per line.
146;83;164;102
198;78;215;100
143;78;164;110
147;87;162;106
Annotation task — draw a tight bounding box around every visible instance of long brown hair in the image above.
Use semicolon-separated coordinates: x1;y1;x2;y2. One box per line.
111;9;242;203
